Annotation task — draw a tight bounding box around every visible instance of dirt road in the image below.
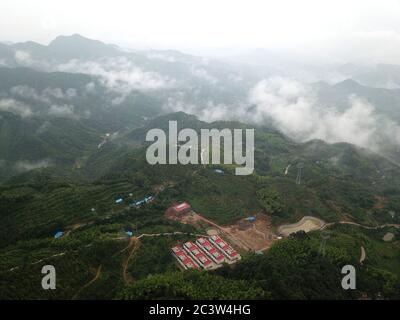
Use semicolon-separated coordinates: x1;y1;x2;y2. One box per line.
72;265;102;299
360;246;366;265
193;213;252;250
324;221;400;230
122;237;140;285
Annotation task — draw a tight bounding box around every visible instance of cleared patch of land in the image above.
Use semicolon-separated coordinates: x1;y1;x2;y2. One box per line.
222;214;277;251
206;228;219;236
383;232;395;242
166;210;277;252
278;216;325;236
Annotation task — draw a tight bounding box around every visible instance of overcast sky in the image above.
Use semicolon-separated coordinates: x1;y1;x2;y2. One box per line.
2;0;400;63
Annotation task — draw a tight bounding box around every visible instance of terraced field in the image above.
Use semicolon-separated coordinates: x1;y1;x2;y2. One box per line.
0;179;153;247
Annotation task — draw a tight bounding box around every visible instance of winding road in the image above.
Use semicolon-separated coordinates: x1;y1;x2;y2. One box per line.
360;246;366;265
72;265;102;300
122;237;140;285
324;221;400;230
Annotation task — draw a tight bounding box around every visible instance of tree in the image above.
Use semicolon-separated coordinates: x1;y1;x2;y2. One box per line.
256;188;283;215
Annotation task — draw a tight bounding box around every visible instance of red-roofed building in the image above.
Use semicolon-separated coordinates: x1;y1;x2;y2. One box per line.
183;241;213;270
171;246;199;270
209;235;241;262
196;237;225;264
171;202;191;214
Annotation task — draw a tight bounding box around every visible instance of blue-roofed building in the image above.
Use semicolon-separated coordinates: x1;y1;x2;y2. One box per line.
129;195;155;208
126;231;133;237
54;231;64;239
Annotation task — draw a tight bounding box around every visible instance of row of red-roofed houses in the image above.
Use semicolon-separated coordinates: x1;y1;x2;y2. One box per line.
209;235;241;264
196;237;225;265
183;241;215;270
171;236;241;271
171;246;199;270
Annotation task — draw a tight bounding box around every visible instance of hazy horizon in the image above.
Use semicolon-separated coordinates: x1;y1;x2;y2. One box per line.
2;0;400;65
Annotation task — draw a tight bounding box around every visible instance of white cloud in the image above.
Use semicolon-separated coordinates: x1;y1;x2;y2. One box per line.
163;96;241;123
164;76;400;154
4;86;81;118
36;120;52;134
42;87;63;99
248;77;400;151
14;50;32;64
14;159;52;172
85;82;96;93
10;85;77;102
14;50;51;69
10;85;51;103
0;98;33;117
48;104;75;117
190;66;218;84
56;57;176;94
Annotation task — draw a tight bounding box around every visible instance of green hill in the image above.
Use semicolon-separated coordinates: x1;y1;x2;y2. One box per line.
1;108;400;299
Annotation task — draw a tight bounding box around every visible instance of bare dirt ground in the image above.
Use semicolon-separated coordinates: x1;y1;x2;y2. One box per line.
206;228;219;236
383;232;395;242
222;214;277;251
278;216;325;236
166;210;277;252
373;195;388;209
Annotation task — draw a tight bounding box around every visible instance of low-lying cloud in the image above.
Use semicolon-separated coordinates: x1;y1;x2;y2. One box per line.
247;77;400;151
10;85;77;104
57;57;176;92
1;86;80;118
14;50;51;70
48;104;75;117
190;66;218;84
13;51;176;104
0;98;33;117
14;159;52;172
165;76;400;153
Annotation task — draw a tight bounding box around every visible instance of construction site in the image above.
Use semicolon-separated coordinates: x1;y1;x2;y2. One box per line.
166;202;278;270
